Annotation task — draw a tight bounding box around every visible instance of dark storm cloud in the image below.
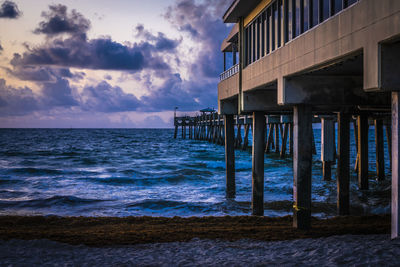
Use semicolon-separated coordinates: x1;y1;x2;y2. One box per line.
6;64;84;82
141;73;218;112
81;81;141;112
0;76;80;116
135;24;180;51
165;0;230;79
135;0;230;112
0;1;21;19
0;76;141;116
41;77;79;107
0;79;39;116
34;4;90;36
11;33;173;71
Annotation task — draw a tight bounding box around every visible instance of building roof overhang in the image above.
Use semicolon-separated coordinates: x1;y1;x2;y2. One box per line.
221;24;239;52
223;0;261;23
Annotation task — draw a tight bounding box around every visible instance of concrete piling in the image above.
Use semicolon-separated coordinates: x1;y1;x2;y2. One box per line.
392;92;400;239
358;114;369;190
225;114;235;199
321;116;335;181
375;119;385;181
337;112;350;216
252;112;265;216
293;106;312;230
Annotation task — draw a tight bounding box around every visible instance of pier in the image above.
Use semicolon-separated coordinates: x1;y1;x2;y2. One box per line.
176;0;400;238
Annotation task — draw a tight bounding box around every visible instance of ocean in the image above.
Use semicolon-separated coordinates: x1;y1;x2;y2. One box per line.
0;128;391;217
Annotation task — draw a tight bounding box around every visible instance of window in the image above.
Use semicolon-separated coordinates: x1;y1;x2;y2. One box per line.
270;6;275;51
310;0;318;27
345;0;357;8
274;2;279;48
266;9;271;54
261;13;265;57
251;23;256;63
303;0;309;32
295;0;301;37
286;0;293;41
334;0;342;14
255;18;259;61
246;27;251;65
321;0;330;21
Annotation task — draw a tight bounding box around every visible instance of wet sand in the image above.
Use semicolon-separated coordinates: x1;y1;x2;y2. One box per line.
0;215;390;246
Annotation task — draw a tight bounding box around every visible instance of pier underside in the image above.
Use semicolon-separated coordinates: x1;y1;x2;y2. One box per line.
215;0;400;237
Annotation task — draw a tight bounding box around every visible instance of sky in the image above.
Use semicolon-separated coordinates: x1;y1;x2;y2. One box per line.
0;0;232;128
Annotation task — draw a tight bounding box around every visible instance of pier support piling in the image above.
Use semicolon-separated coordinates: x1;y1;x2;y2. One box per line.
358;114;369;190
375;119;385;181
225;115;235;198
293;105;312;229
280;123;289;158
275;123;280;153
392;92;400;239
387;124;392;170
354;120;359;173
265;124;274;153
252;112;265;216
337;112;350;216
321;116;335;181
242;124;250;150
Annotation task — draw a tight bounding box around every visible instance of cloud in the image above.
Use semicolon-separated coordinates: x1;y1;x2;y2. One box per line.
0;75;78;116
5;65;84;82
134;0;231;112
81;81;141;112
135;24;180;51
0;0;21;19
11;33;173;71
0;76;141;116
165;0;231;78
41;77;79;107
0;42;3;54
0;79;40;116
0;0;233;127
34;4;90;36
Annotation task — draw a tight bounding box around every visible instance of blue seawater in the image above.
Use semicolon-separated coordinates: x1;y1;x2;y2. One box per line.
0;128;391;217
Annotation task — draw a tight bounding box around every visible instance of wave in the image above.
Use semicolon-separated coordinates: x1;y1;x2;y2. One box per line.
7;167;64;176
0;196;105;209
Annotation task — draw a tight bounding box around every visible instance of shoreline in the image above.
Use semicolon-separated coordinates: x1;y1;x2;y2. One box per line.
0;214;390;246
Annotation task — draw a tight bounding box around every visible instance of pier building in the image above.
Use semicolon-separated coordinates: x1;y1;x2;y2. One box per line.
218;0;400;237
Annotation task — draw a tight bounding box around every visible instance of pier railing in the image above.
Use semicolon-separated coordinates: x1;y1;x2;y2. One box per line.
219;63;239;81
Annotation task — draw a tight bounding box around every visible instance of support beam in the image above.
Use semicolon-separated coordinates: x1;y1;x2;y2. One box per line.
392;92;400;239
252;112;265;216
224;115;235;199
337;112;350;216
293;105;312;229
358;114;369;190
375;119;385;181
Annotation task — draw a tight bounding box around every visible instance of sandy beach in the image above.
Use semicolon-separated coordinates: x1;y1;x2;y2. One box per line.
1;234;400;266
0;215;397;266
